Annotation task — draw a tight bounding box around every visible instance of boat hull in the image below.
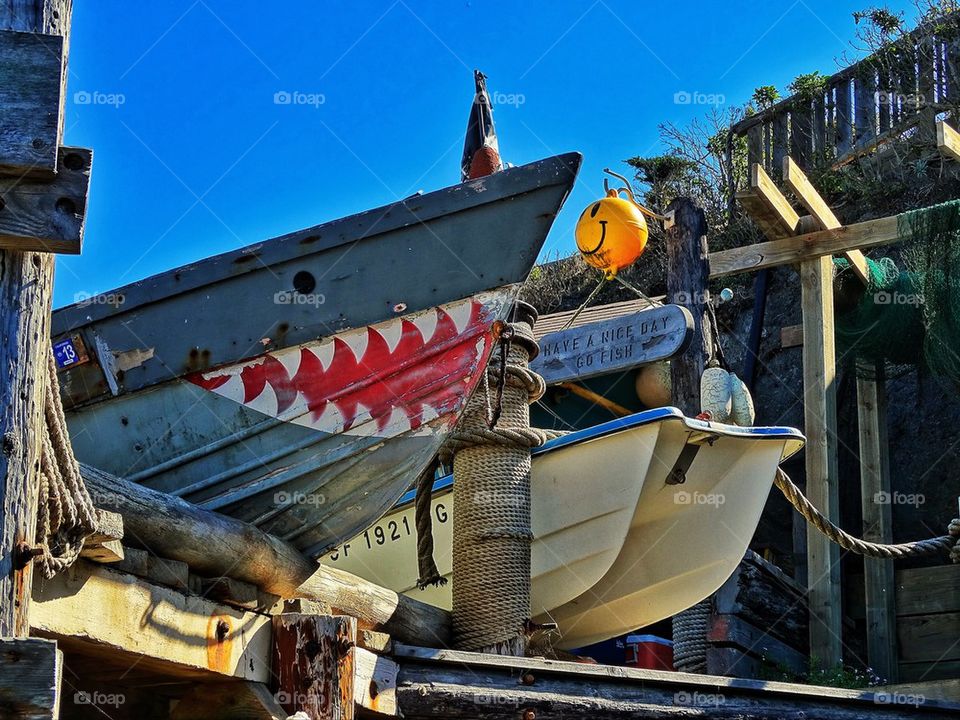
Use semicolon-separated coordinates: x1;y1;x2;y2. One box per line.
326;408;804;648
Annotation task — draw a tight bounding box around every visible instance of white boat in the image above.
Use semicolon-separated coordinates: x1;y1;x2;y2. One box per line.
325;407;804;649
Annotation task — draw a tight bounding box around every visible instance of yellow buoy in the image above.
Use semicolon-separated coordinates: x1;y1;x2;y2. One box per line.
575;189;648;278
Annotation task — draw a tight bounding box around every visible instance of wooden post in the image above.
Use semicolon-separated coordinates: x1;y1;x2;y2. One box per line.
857;365;898;682
0;637;62;718
272;614;357;720
801;255;842;668
0;0;71;639
665;197;711;415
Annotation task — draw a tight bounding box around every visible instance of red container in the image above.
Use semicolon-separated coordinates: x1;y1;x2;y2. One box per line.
624;634;674;670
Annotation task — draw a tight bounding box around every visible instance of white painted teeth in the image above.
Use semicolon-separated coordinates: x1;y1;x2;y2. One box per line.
275;346;303;379
310;340;335;371
341;329;369;362
246;382;279;418
445;299;473;334
378;317;404;353
412;309;438;344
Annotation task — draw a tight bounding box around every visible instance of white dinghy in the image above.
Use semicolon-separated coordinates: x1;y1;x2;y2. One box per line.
325;407;804;649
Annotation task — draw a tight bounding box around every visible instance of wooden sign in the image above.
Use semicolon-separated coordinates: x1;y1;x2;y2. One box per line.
531;304;694;384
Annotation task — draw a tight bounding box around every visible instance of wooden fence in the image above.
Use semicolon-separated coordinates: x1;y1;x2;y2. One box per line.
731;20;960;174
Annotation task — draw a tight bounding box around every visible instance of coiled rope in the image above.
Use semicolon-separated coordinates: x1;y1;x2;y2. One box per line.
35;345;98;577
672;599;711;673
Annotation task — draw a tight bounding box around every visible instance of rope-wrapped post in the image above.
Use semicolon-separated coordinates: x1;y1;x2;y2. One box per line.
450;301;542;655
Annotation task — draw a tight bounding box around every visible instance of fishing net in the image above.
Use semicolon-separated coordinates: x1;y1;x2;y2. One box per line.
833;199;960;384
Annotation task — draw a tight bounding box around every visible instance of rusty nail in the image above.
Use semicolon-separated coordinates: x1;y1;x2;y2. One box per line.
522;710;536;720
215;619;230;642
13;542;44;570
521;672;535;686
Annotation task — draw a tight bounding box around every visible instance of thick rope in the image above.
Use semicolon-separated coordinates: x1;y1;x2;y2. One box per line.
775;469;960;562
672;598;711;673
414;459;446;589
35;346;98;577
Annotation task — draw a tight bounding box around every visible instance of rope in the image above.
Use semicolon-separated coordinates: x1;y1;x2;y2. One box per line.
672;599;711;673
34;345;98;578
414;459;446;589
775;469;960;562
449;305;546;652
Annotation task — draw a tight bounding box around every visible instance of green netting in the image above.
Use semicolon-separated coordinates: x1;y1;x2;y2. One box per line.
833;199;960;384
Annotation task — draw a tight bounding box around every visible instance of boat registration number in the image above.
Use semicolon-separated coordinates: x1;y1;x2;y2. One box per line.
53;334;89;370
328;502;448;561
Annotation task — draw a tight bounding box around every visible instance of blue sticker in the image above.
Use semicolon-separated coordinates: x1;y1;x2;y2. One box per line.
53;337;81;369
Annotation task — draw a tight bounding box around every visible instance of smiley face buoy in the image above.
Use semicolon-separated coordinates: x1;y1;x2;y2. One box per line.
575;189;649;278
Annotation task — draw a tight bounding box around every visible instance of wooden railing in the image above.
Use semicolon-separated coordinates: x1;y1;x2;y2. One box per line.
732;18;960;174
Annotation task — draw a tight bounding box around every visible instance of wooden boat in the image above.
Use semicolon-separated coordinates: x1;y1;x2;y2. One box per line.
325;407;804;648
52;153;581;558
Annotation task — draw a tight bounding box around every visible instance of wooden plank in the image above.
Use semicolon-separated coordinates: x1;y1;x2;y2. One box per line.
897;613;960;663
706;613;808;675
801;255;842;668
79;463;452;646
742;162;800;237
781;324;803;348
708;214;900;278
79;507;124;563
792;104;813;168
170;682;287;720
0;145;91;253
0;0;72;636
781;156;869;284
877;679;960;704
144;554;190;591
747;125;763;168
897;565;960;616
528;304;693;385
899;660;960;684
665;197;711;416
0;637;62;719
30;560;272;682
198;576;261;610
857;368;897;682
0;30;63;179
936;120;960;163
772;110;789;176
835;79;854;155
272;613;356;720
358;629;392;654
854;70;877;148
393;644;960;719
353;647;398;716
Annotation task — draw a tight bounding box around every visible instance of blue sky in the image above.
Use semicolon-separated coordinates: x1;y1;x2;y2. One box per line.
58;0;917;308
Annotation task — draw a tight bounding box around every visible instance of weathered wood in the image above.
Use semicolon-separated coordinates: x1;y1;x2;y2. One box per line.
801;255;842;668
0;0;71;639
170;682;287;720
897;613;960;664
392;644;960;719
30;560;272;681
0;29;63;179
272;613;356;720
781;156;869;283
144;554;190;591
0;637;62;719
78;539;123;563
857;368;898;682
78;464;451;646
936;120;960;163
665;197;710;416
0;146;91;253
358;629;392;654
708;215;900;278
529;304;693;385
198;575;261;610
896;565;960;616
353;647;398;716
900;659;960;683
109;545;148;576
781;324;803;348
835;78;854;156
706;613;807;675
79;508;124;563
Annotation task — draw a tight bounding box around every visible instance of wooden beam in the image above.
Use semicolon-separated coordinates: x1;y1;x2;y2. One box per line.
0;0;72;638
857;367;897;682
782;156;870;284
79;464;452;646
353;646;398;716
781;324;804;348
170;682;288;720
0;637;62;719
737;163;800;240
0;29;64;179
801;256;842;668
272;613;356;720
708;215;900;278
0;146;91;253
556;382;632;418
665;197;711;416
30;560;272;681
392;645;960;719
936;119;960;163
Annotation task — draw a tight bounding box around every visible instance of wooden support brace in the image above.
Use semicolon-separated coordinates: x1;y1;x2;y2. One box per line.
736;163;800;240
936;119;960;163
79;508;124;563
0;29;64;179
0;637;62;719
0;146;91;253
170;682;289;720
782;157;870;284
